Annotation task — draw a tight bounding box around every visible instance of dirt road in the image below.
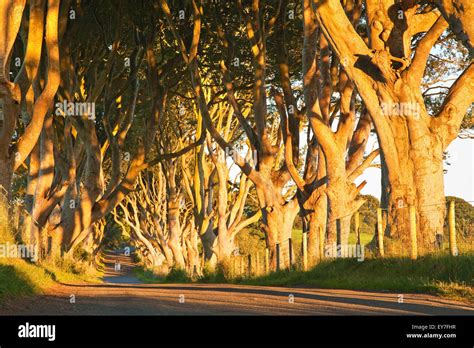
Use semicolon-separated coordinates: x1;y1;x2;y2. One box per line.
1;251;472;315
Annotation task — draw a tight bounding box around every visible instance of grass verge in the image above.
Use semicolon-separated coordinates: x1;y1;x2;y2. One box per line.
134;267;192;283
0;259;54;299
135;253;473;303
0;258;102;301
239;253;474;303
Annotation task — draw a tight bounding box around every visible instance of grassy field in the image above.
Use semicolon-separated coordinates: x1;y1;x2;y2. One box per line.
135;252;474;303
134;227;473;303
238;253;474;303
0;257;102;300
230;229;472;303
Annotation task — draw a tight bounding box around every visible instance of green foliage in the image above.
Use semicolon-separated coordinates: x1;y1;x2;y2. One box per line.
350;194;379;236
43;256;100;281
235;228;266;256
445;196;474;239
135;267;191;283
201;263;228;283
73;248;93;263
102;216;130;250
132;267;159;283
164;268;191;283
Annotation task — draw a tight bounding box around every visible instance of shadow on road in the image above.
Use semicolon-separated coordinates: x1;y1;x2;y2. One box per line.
57;281;473;316
3;249;470;316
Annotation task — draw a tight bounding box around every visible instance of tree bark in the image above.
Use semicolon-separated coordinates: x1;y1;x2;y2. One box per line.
314;0;473;255
166;161;186;269
435;0;474;55
380;127;446;253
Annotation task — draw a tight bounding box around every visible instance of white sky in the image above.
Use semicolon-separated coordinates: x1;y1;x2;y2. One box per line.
227;132;473;204
356;137;474;204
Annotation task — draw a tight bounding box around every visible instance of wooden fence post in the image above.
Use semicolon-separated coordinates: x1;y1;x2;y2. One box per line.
47;236;52;255
265;248;269;274
256;252;260;275
201;250;205;270
276;244;281;272
247;254;252;276
302;232;308;271
336;219;342;257
319;226;325;261
377;208;384;257
449;200;458;256
288;238;293;270
409;205;417;260
355;211;360;246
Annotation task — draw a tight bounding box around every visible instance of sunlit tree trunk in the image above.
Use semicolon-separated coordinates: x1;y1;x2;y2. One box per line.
314;0;473;254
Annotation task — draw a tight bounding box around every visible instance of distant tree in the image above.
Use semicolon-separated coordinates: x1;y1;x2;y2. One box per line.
445;196;474;239
351;194;379;236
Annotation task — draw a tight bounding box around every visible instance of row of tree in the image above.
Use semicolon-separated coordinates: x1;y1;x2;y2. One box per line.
0;0;472;274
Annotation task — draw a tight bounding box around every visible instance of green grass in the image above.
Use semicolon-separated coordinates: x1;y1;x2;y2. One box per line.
134;227;473;303
0;257;102;301
134;267;192;283
348;231;374;246
134;248;473;303
42;261;102;284
0;200;101;300
292;229;303;245
0;258;54;299
0;203;55;299
239;253;474;303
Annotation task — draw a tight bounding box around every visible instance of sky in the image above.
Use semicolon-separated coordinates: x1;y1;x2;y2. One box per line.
227;133;474;205
356;137;474;204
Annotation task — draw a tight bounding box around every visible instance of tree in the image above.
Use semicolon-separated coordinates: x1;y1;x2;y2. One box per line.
0;0;61;201
158;0;300;269
313;0;473;254
24;0;176;258
435;0;474;56
273;0;379;263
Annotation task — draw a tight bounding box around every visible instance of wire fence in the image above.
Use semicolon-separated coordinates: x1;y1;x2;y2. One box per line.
3;192;473;277
229;200;474;278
